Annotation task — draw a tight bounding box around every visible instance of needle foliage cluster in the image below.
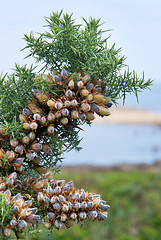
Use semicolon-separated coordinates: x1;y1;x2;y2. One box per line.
23;10;152;102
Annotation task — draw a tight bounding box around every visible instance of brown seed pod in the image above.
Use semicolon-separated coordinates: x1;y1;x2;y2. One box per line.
97;106;110;116
22;136;30;145
60;117;69;125
70;99;78;107
80;89;89;97
23;122;31;130
55;101;63;110
93;94;106;103
55;111;61;119
31;143;43;152
64;100;71;108
19;114;27;123
10;139;19;147
30;122;38;130
40;116;47;126
71;110;79;119
81;103;91;112
28;132;36;141
47;112;55;122
65;90;73;98
47;125;55;134
77;81;84;88
85;112;95;121
68;80;74;89
47;99;56;109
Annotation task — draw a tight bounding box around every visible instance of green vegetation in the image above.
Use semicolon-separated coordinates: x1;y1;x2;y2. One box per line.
30;170;161;240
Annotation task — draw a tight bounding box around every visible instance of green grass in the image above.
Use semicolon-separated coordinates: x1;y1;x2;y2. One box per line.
29;170;161;240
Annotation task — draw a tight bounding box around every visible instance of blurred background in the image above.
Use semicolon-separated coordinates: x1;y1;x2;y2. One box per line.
1;0;161;239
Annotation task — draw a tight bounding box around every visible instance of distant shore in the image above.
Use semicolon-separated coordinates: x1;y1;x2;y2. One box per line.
94;106;161;125
61;161;161;172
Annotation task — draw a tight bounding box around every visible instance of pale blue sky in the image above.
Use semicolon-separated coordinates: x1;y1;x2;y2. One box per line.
0;0;161;81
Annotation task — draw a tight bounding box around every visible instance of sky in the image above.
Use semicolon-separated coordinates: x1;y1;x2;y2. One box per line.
0;0;161;82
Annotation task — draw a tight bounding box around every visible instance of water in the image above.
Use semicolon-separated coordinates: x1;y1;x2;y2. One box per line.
63;124;161;166
63;81;161;166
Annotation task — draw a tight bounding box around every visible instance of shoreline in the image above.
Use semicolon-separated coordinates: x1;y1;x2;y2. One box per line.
61;161;161;172
93;106;161;125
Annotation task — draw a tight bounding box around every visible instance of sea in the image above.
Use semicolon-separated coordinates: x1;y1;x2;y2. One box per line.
63;81;161;166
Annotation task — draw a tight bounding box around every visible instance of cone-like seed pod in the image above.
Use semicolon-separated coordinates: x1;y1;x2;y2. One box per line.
55;101;63;110
61;108;69;117
26;152;36;160
93;94;106;103
82;74;90;84
31;143;42;152
33;113;41;121
23;122;31;130
55;111;61;118
30;122;38;130
86;83;94;91
60;213;67;222
97;211;108;221
77;81;84;88
70;99;78;107
86;94;93;101
79;212;87;220
47;99;55;108
60;117;69;125
43;145;53;155
14;145;24;154
97;106;110;116
80;89;89;97
71;110;78;119
47;112;55;122
47;125;55;134
81;103;91;112
47;212;55;220
62;204;69;212
65;90;73;98
64;100;71;108
6;177;14;186
68;80;74;89
22;136;30;145
10;219;18;227
93;85;102;92
23;108;33;116
6;151;16;161
10;139;19;147
28;132;36;141
26;214;40;223
70;212;77;220
19;114;27;123
40;116;47;125
88;211;98;219
85;112;95;121
91;103;100;112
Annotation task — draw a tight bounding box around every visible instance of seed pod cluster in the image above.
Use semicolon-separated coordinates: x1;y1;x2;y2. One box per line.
0;173;40;238
34;70;112;125
0;69;110;238
31;172;110;230
0;70;112;174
